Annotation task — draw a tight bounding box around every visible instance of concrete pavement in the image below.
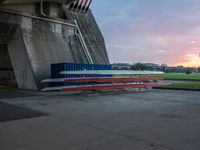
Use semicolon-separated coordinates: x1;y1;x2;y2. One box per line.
0;89;200;150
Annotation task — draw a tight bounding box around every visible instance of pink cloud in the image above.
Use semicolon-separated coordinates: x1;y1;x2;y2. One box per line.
93;0;200;67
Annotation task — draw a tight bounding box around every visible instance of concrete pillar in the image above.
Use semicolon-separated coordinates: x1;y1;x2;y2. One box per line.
7;29;38;90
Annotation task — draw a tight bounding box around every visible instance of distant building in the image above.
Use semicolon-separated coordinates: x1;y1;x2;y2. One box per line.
142;63;160;67
142;63;160;71
112;63;132;70
112;62;198;73
160;66;193;73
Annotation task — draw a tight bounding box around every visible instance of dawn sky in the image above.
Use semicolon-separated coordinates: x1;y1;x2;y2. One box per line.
91;0;200;67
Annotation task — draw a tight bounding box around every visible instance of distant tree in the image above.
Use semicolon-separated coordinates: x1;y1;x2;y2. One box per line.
131;63;150;70
185;70;192;74
161;64;168;67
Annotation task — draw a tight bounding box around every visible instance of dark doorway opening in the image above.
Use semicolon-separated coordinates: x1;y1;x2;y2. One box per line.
0;45;17;87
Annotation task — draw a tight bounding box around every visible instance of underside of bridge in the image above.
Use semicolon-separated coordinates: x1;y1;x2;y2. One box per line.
0;0;110;90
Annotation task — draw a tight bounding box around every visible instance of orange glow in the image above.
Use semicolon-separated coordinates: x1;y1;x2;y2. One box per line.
176;54;200;67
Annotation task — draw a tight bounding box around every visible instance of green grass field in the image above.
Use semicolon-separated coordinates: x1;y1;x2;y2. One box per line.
147;73;200;90
114;73;200;81
146;73;200;81
150;73;200;90
114;73;200;91
157;82;200;91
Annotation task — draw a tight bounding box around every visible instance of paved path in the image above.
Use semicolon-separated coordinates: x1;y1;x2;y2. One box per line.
0;90;200;150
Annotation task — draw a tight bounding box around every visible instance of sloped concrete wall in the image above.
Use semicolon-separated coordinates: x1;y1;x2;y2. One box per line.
8;29;38;90
64;8;110;64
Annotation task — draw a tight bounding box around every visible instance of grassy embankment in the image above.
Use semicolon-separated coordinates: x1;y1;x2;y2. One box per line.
146;73;200;81
154;82;200;91
114;73;200;91
147;73;200;91
114;73;200;81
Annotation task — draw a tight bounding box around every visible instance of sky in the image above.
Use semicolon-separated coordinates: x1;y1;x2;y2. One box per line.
91;0;200;67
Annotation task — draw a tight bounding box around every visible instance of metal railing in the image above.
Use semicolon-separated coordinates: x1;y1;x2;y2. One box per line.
74;20;94;64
